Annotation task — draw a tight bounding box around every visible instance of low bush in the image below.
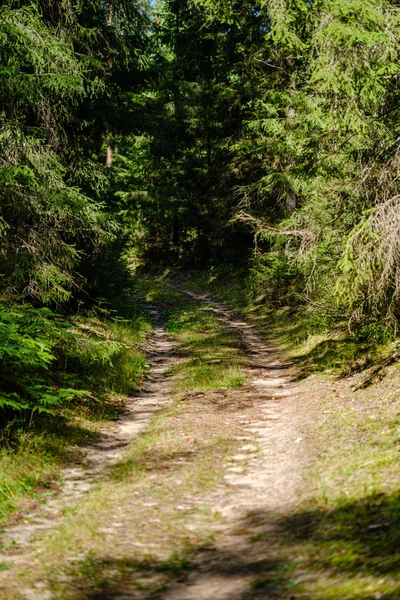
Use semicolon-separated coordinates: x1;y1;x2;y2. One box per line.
0;304;86;416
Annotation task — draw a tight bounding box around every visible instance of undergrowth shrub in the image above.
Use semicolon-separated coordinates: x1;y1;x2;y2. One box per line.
0;303;86;416
177;259;301;309
337;197;400;332
65;314;151;397
0;299;151;425
248;253;300;306
0;295;152;524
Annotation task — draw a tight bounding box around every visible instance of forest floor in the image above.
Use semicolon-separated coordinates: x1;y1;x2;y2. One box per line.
1;280;400;599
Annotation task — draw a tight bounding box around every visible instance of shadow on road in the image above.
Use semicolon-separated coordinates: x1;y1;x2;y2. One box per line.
62;491;400;599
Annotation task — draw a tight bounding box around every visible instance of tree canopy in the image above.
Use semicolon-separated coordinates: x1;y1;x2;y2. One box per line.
2;0;400;412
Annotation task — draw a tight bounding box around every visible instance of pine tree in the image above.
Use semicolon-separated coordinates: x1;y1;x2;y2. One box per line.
0;0;150;305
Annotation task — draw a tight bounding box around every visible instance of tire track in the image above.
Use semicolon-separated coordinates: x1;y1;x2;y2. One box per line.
0;304;175;567
160;286;309;600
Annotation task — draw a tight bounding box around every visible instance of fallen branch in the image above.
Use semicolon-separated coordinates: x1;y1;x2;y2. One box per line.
231;211;313;239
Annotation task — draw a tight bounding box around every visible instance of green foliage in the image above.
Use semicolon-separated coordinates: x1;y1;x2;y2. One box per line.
0;0;150;305
249;253;300;306
110;0;268;264
67;312;151;397
0;299;151;527
0;295;151;421
336;196;400;328
0;303;87;414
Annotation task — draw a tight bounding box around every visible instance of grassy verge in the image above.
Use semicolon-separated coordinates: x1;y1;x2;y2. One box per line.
238;372;400;599
0;297;152;528
256;367;400;599
0;281;248;599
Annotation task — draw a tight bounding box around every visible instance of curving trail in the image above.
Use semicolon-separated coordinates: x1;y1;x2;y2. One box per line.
176;286;306;510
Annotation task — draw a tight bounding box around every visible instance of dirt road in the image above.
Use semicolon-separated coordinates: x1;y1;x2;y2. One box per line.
0;288;312;600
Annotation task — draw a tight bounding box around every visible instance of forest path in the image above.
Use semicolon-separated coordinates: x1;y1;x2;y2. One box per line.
0;287;313;600
171;285;308;511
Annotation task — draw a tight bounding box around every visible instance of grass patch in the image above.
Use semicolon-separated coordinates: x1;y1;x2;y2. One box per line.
0;423;98;527
250;562;296;595
137;279;246;393
268;370;400;599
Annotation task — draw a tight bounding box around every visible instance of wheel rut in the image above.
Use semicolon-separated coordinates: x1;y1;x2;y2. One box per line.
0;304;175;566
159;286;310;600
